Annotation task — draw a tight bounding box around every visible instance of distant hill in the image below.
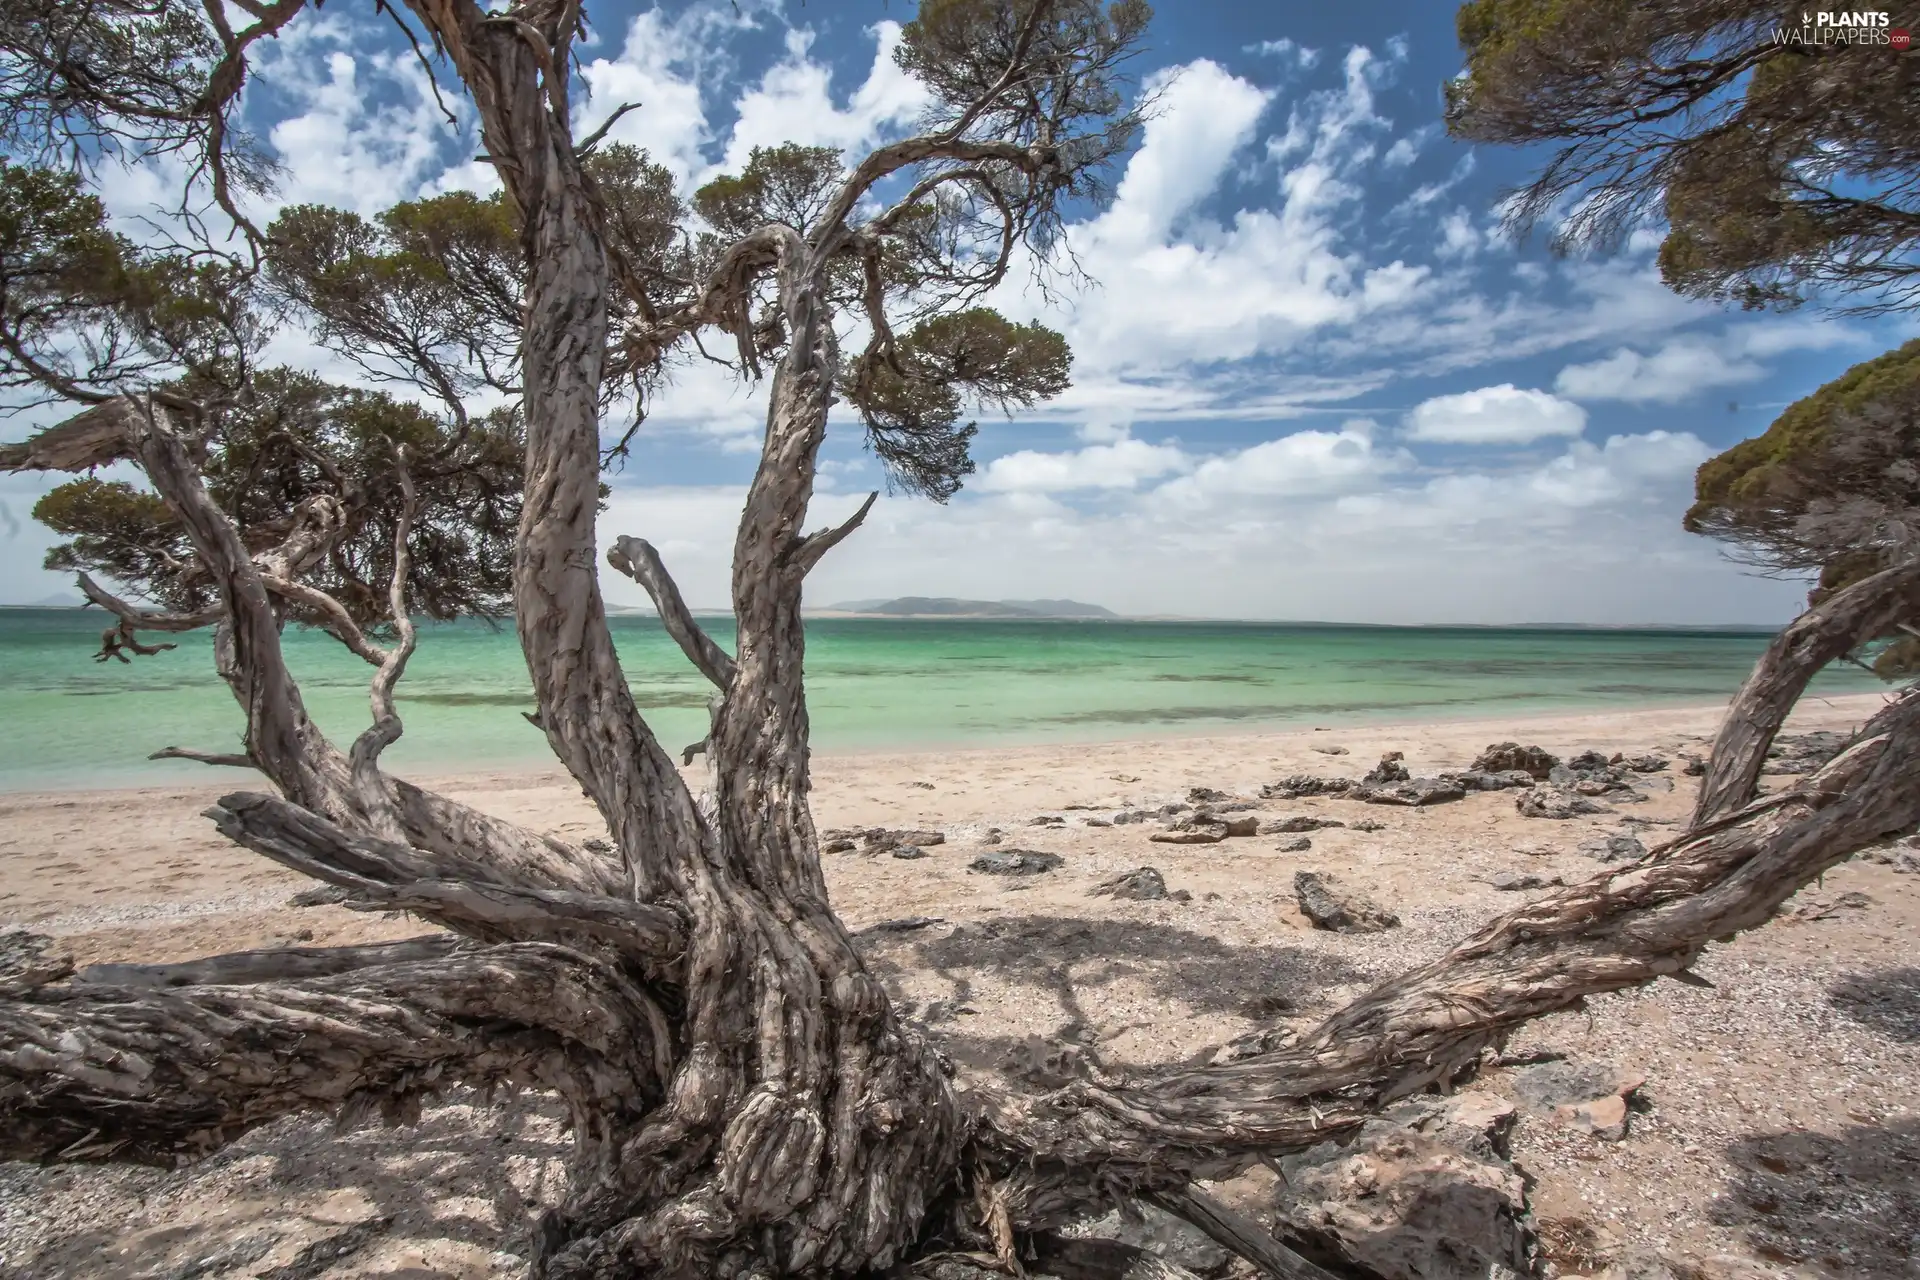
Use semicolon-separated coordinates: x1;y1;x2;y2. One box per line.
819;597;1120;619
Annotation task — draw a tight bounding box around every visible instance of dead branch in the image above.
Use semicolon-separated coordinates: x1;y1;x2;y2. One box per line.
792;491;879;574
76;935;465;989
0;401;138;471
147;746;256;768
574;101;642;156
606;535;736;689
1144;1187;1342;1280
1693;557;1920;824
0;942;668;1166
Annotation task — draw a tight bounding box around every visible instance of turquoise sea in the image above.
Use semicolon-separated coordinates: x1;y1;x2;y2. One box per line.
0;607;1884;791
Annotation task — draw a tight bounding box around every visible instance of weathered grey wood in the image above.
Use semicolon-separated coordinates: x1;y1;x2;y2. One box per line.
606;536;736;689
0;400;138;471
8;3;1917;1277
0;943;669;1167
1692;558;1920;824
205;793;686;975
77;936;463;989
1144;1187;1343;1280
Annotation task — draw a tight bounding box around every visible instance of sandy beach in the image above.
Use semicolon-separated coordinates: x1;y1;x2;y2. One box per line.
2;692;1915;1279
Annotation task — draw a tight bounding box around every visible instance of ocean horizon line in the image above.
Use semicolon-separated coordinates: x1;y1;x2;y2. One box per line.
0;599;1794;632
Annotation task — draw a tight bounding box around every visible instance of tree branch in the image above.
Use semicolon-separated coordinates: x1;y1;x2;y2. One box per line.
1143;1187;1343;1280
791;491;878;574
349;444;420;837
120;399;624;896
1692;557;1920;824
0;401;138;472
147;746;256;768
606;536;735;689
0;942;669;1166
574;101;641;156
76;935;465;989
74;572;224;633
205;792;687;975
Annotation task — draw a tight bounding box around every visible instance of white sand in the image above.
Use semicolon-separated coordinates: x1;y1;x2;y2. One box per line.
1;692;1914;1279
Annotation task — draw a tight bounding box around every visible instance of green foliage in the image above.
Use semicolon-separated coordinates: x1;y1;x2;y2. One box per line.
694;145;845;240
843;309;1072;500
585;143;686;300
1449;1;1920;310
1690;339;1920;523
36;369;524;625
0;161;254;395
1686;342;1920;677
34;477;188;598
265;194;520;407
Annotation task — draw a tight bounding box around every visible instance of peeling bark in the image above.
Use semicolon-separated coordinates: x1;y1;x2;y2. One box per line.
0;944;668;1167
76;935;464;989
0;400;140;471
1692;558;1920;824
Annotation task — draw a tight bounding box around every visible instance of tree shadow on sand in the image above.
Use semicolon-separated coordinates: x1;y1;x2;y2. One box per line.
1712;1118;1920;1279
858;914;1370;1090
1827;966;1920;1044
7;1090;571;1279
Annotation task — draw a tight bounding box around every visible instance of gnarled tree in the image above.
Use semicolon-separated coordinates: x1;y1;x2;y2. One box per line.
3;2;1919;1279
1447;0;1920;312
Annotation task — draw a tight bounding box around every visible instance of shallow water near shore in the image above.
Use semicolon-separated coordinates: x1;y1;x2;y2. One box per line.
0;607;1883;790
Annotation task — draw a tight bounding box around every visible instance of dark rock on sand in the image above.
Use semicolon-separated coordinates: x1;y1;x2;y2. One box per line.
1516;787;1611;820
1511;1059;1646;1141
1273;1092;1534;1280
1276;836;1313;852
1260;774;1356;800
969;849;1064;876
1294;870;1399;932
1487;870;1563;891
1471;742;1561;780
1441;769;1534;792
1262;815;1346;834
1363;751;1411;785
1089;866;1191;903
1354;778;1468;807
1578;832;1648;862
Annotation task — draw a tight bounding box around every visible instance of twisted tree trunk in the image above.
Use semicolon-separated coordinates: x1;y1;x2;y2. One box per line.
5;1;1919;1277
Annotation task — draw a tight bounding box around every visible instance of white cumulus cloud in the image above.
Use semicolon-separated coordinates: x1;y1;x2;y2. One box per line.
978;437;1192;493
1404;385;1587;445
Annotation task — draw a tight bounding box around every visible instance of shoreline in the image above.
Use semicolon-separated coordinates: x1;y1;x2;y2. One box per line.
0;689;1890;804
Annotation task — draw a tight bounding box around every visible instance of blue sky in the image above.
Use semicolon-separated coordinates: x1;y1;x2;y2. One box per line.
2;0;1911;622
